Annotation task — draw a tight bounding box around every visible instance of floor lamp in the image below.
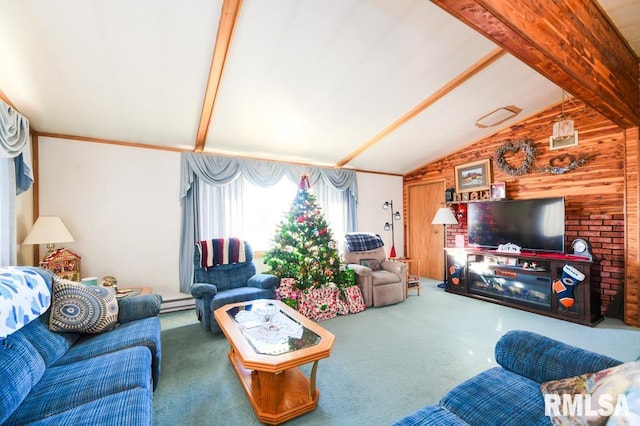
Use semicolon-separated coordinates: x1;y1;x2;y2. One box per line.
431;207;459;289
382;200;401;258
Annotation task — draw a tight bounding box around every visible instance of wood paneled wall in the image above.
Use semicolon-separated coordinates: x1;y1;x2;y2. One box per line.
624;126;640;326
404;99;637;322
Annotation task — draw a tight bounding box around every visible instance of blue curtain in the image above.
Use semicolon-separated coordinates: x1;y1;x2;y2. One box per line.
0;101;32;266
178;153;358;293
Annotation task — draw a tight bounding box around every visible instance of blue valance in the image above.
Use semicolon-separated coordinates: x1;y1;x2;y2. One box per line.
179;153;357;202
0;101;33;194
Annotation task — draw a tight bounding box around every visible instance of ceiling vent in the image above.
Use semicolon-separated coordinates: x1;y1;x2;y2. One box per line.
475;105;522;128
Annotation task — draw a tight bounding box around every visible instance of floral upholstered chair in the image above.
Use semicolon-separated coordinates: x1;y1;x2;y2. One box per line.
191;238;279;333
342;232;406;308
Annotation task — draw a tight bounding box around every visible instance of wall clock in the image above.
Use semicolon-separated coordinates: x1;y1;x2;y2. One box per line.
571;238;592;261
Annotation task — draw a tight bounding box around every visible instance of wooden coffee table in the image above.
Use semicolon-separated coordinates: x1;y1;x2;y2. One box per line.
214;299;335;425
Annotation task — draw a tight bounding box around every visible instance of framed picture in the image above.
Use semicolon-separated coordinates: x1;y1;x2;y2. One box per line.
490;182;506;200
455;159;491;193
550;131;578;150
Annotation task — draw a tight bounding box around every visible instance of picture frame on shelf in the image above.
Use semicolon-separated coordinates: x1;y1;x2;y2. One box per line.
490;182;506;200
455;159;491;193
550;131;578;150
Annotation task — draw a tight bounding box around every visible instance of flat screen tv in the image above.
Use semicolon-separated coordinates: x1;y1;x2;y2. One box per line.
467;197;565;253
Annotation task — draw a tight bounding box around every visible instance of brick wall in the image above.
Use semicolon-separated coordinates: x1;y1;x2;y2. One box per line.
567;214;625;313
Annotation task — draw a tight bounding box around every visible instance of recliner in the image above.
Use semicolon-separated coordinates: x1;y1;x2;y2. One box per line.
191;239;279;333
342;233;406;307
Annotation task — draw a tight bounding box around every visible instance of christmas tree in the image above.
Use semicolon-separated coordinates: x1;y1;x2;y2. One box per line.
264;175;348;291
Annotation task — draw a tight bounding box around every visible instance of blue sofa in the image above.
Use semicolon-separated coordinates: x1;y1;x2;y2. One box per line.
395;330;623;425
0;267;162;425
191;240;278;333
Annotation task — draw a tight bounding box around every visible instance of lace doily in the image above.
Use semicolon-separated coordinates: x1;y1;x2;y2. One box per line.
234;309;303;355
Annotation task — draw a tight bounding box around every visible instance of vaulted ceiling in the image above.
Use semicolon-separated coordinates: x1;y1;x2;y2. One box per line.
0;0;638;175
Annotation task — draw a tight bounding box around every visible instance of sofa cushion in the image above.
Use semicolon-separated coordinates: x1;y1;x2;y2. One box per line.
0;332;46;424
5;346;152;425
0;266;51;339
495;330;622;384
117;294;163;324
19;314;79;367
371;270;401;286
25;388;152;426
54;316;162;390
49;279;119;334
394;405;471;426
440;367;551;425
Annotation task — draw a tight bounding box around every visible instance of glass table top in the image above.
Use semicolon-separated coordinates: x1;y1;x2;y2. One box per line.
226;301;321;356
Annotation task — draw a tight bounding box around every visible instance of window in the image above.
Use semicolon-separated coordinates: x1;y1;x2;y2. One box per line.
178;153;357;293
198;177;349;251
0;158;12;265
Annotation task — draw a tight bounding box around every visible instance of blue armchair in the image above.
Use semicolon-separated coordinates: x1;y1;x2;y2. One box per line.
191;239;279;333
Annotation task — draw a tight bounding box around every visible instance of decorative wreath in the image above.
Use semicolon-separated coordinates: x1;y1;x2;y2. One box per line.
494;139;537;176
537;153;595;175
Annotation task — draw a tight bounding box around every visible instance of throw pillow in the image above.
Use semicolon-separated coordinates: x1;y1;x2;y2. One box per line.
540;361;640;425
49;277;119;333
360;258;382;271
0;267;51;339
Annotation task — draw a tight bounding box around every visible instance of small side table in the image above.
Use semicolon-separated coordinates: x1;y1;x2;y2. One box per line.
394;258;421;296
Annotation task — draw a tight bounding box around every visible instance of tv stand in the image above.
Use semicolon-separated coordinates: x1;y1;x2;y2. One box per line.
445;248;602;326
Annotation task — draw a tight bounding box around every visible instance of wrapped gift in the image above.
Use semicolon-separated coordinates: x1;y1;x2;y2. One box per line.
336;297;350;316
344;285;366;313
299;287;339;321
276;278;297;300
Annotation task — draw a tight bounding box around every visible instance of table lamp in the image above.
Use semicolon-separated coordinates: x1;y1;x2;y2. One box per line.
431;207;458;288
23;216;75;260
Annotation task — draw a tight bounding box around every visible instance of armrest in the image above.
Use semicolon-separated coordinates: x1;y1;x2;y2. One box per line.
495;330;622;383
191;283;218;298
347;264;372;276
118;294;163;324
381;260;406;276
248;273;279;290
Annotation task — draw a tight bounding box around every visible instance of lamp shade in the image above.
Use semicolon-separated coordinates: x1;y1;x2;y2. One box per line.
431;207;458;225
23;216;75;245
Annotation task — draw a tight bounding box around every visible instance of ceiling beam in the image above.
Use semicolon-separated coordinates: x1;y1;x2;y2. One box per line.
35;132;186;153
431;0;639;128
336;47;506;168
194;0;243;152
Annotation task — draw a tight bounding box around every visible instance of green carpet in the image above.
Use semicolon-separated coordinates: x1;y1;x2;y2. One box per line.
153;279;640;425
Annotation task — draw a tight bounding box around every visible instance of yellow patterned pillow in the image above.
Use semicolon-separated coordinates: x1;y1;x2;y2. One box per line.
540;361;640;425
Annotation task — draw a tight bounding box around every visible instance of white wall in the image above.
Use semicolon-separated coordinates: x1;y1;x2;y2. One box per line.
38;137;183;301
355;172;404;258
34;137;404;302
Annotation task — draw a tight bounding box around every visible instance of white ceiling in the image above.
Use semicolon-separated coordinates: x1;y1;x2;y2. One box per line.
0;0;637;175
